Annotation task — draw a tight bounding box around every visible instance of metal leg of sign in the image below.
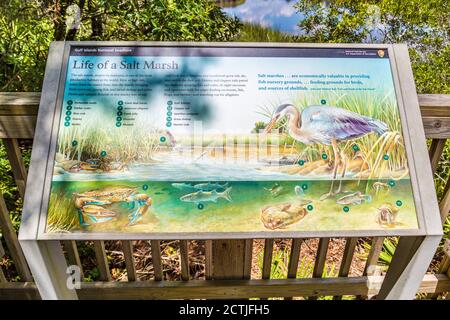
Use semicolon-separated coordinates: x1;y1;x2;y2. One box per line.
20;240;78;300
377;235;441;300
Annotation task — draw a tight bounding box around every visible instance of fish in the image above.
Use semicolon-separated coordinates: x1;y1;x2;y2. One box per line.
294;185;305;196
264;183;284;197
336;191;372;205
194;182;229;192
171;183;197;192
180;187;233;204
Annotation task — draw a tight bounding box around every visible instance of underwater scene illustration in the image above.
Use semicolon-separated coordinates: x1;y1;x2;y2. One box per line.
46;47;419;234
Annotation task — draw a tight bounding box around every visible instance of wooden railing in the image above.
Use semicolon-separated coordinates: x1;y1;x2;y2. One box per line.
0;92;449;299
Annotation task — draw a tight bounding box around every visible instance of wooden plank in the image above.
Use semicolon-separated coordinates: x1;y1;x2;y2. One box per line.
418;94;450;108
438;240;450;274
0;93;446;110
262;239;274;280
422;117;450;139
0;92;41;107
78;274;450;300
62;240;83;276
1;274;449;300
428;240;450;299
285;238;303;300
0;240;6;282
2;114;449;139
287;239;302;278
339;238;358;277
0;267;6;283
0;94;448;139
334;237;358;300
243;239;253;280
93;241;111;281
0;282;41;300
0;195;32;281
210;240;246;280
428;139;447;174
3;138;27;198
309;237;330;300
439;177;450;223
150;240;163;281
179;240;189;281
1;93;447;108
364;237;385;276
122;240;137;281
205;240;212;280
377;236;435;299
313;238;330;278
0;115;36;139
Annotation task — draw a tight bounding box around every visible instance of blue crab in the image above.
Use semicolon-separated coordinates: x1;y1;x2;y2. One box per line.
74;186;152;227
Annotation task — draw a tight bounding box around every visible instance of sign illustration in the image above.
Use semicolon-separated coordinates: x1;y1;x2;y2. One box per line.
45;45;419;235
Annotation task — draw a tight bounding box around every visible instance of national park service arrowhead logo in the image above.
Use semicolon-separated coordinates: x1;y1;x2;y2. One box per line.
377;49;385;58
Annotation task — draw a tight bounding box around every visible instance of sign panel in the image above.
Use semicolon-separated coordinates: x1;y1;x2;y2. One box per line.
40;43;423;238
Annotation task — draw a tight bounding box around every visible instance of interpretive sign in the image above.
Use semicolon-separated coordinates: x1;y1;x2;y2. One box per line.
27;42;438;239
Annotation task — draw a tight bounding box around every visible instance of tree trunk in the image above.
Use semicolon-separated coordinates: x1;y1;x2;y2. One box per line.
88;0;103;39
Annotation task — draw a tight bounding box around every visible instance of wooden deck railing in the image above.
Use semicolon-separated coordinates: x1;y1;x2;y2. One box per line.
0;92;449;299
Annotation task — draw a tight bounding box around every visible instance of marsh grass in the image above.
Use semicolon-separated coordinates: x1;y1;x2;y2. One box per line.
58;122;165;162
46;192;78;232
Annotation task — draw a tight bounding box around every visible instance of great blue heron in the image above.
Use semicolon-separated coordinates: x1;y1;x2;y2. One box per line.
264;104;388;199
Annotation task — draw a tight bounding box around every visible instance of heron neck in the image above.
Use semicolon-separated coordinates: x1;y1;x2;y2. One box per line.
287;110;307;142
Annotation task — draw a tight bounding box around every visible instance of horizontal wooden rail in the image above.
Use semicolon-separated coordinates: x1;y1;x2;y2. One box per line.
0;274;449;300
1;93;450;139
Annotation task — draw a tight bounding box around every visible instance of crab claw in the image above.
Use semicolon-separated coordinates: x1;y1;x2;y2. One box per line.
127;195;152;226
80;205;116;225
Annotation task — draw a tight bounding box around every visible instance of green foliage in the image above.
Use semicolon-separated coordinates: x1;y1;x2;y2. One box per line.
96;0;241;41
236;22;294;42
0;142;23;230
434;139;450;199
294;0;450;94
0;1;52;91
361;237;397;271
0;0;240;91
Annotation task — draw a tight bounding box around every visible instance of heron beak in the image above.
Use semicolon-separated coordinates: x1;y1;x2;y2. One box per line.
264;115;279;134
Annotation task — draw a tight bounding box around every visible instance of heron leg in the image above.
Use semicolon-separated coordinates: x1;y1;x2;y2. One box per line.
331;139;340;179
320;140;340;200
335;152;348;194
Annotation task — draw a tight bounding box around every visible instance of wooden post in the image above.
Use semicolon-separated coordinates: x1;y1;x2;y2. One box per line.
93;241;111;281
0;195;32;281
19;240;77;300
209;240;248;280
0;240;6;282
377;235;442;299
121;240;137;282
3;138;27;199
